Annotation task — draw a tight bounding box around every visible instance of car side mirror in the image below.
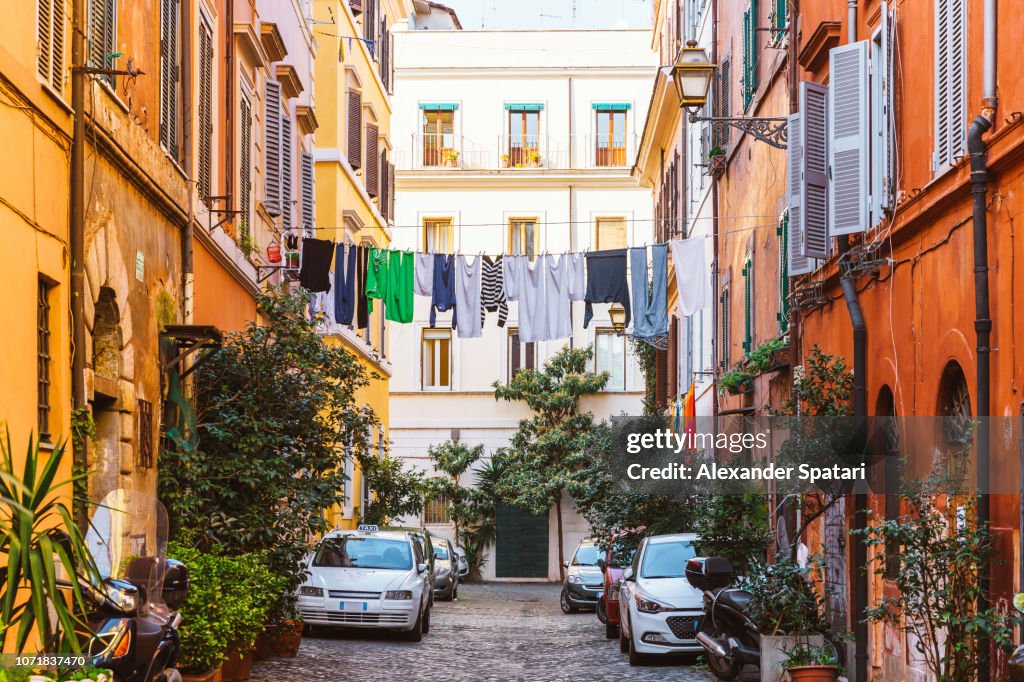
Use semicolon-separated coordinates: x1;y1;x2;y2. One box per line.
597;558;607;573
622;567;634;581
418;563;428;573
562;561;569;568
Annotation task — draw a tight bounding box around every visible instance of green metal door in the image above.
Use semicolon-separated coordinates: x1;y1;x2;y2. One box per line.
495;504;549;578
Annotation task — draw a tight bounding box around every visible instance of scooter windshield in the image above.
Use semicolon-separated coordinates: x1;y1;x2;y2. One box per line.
85;489;170;607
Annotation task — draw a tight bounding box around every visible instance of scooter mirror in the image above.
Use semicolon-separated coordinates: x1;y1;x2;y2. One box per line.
1014;592;1024;614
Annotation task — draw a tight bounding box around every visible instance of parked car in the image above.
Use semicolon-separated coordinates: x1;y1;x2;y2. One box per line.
385;525;437;606
431;537;459;601
454;546;470;579
560;539;604;613
296;527;432;641
598;531;642;639
618;533;702;665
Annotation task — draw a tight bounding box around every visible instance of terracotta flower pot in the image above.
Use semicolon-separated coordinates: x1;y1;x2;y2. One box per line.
254;620;303;659
180;664;223;682
788;665;840;682
221;650;255;681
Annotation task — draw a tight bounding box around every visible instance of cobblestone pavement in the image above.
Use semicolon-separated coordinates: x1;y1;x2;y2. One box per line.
250;582;759;682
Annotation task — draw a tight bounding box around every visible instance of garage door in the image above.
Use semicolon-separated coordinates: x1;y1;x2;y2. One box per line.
495;504;549;578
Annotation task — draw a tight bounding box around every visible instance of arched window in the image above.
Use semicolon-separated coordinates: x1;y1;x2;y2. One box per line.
875;385;899;578
93;287;121;381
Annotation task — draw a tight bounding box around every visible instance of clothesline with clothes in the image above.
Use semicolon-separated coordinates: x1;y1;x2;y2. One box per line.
296;237;710;344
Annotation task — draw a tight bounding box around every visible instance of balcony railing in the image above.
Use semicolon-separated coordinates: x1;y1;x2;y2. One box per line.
395;132;639;171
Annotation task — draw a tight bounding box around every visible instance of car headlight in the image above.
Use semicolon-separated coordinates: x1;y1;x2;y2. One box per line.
568;574;583;584
385;590;413;600
300;586;323;597
636;594;668;613
104;581;138;614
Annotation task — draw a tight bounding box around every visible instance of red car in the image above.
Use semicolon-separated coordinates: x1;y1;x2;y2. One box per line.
597;530;643;639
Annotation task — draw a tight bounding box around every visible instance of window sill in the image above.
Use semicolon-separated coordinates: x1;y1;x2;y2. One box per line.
38;439;56;453
40;82;73;115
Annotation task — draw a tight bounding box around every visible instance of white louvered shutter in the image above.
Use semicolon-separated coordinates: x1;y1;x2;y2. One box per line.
301;152;315;230
264;79;282;216
934;0;967;173
801;81;830;259
879;2;894;214
787;112;814;276
281;115;294;229
828;41;870;237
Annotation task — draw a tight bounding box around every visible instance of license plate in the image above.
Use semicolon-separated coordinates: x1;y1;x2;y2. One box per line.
340;601;380;612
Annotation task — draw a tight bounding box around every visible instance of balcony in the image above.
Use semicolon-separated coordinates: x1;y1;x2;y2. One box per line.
396;132;638;172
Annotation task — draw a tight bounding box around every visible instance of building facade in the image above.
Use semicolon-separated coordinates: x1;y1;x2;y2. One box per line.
388;26;657;580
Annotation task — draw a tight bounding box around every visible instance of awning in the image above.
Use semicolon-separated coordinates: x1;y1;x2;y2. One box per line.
592;102;631;111
504;102;544;111
419;102;459;111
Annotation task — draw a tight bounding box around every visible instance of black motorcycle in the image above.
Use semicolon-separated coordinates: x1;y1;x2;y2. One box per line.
81;490;190;682
684;556;842;680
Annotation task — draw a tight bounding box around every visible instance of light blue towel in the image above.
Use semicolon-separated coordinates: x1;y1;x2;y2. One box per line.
630;244;669;340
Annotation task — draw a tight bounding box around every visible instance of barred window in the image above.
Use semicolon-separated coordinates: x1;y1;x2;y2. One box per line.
137;399;153;468
423;497;450;525
37;279;52;442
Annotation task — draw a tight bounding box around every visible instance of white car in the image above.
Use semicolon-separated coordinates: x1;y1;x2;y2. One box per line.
454;547;470;578
296;528;432;641
618;533;703;665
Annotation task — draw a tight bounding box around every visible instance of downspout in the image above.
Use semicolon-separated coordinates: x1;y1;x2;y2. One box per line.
710;0;720;416
70;0;87;526
973;2;997;678
225;0;235;232
182;0;194;323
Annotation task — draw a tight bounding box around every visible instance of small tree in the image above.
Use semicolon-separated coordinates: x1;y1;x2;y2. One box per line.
694;493;772;574
357;451;425;526
424;439;485;549
494;346;608;580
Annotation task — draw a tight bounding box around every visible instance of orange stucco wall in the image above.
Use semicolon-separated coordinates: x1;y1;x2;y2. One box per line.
192;240;258;333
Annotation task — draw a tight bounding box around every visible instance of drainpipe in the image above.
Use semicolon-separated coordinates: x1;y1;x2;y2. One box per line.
225;0;235;227
710;0;720;416
182;0;194;323
70;0;87;526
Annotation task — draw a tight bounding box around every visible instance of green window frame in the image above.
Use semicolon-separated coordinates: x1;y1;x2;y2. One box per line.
742;0;758;110
773;0;788;31
777;212;790;333
742;258;753;355
720;283;731;369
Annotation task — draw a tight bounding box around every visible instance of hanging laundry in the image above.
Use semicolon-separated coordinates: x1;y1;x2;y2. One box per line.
567;252;586;301
480;255;508;328
669;238;710;316
385;250;414;324
355;246;369;330
455;255;483;338
630;244;669;340
430;253;457;328
583;249;631;329
299;238;334;293
414;252;434;297
503;254;547;342
365;246;389;313
544;254;573;341
333;243;357;325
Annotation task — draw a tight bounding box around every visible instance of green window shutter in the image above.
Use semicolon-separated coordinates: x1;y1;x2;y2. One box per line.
720;288;731;369
743;260;753;354
774;0;787;30
742;1;759;109
777;214;790;333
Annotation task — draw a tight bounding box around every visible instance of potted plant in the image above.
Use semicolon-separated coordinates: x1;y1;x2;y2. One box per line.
442;148;460;167
528;151;542;167
781;642;842;682
500;153;510;168
719;367;754;395
747;338;791;375
707;146;727;178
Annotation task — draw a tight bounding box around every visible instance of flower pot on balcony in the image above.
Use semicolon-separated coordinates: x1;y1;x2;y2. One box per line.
788;665;840;682
707;153;727;179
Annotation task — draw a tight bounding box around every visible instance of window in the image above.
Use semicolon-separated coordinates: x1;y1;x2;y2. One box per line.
422;108;455;167
159;0;181;159
595;329;626;391
37;280;52;442
422;328;452;390
424;497;451;525
348;90;362;170
423;218;454;254
89;0;116;88
770;0;788;34
508;110;540;167
239;93;252;242
595;108;628;166
934;0;967;173
871;8;894;220
137;399;153;468
720;281;731;369
300;151;314;230
742;0;758;110
595;217;627;250
508;219;538;260
264;80;283;216
38;0;66;93
365;123;379;197
197;15;213;201
742;257;754;354
508;328;536;380
281;115;293;228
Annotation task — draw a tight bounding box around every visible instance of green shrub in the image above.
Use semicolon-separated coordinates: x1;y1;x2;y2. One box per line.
167;542;284;673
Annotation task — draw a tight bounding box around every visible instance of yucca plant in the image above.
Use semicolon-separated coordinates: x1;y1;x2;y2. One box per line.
0;432;100;653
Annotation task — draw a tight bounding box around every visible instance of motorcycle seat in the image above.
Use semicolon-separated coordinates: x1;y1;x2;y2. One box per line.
716;588;753;613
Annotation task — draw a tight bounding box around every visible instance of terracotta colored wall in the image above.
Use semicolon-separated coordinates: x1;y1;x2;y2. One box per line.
193;241;258;332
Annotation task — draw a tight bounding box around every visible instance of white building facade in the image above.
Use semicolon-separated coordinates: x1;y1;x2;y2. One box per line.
389;27;658;580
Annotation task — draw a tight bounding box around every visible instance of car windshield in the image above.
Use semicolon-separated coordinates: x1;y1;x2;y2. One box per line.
434;546;449;560
640;541;696;578
572;544;602;566
313;537;413;570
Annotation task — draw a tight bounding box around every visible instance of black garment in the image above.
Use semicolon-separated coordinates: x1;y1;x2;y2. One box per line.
480;255;508;328
299;238;334;293
583;248;631;328
356;246;369;330
430;253;457;328
334;243;357;325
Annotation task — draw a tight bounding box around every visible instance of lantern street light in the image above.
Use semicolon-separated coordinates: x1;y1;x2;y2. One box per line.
670;41;789;150
609;303;627;335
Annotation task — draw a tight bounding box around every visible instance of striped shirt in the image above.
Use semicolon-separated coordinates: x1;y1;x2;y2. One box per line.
481;255;508;328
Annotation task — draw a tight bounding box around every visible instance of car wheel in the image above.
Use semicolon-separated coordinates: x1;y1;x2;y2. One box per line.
605;619;618;639
560;589;575;614
404;610;424;642
706;652;740;680
422;607;431;634
628;632;646;666
452;582;458;600
596;596;607;624
618;618;629;653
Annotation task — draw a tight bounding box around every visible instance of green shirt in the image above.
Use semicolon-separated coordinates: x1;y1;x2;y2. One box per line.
385;250;414;323
365;246;389;313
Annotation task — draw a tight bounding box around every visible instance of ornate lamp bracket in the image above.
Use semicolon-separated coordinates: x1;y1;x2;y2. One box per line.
689;115;789;150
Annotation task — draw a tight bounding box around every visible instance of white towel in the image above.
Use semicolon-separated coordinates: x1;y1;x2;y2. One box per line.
414;252;434;296
669;238;709;316
455;255;483;339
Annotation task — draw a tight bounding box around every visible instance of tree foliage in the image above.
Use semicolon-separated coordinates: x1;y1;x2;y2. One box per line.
693;492;771;574
358;451;425;526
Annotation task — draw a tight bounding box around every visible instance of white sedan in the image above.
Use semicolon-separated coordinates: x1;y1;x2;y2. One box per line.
618;532;703;665
296;528;432;641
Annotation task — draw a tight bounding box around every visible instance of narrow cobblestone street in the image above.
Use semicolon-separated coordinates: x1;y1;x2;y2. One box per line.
250;583;756;681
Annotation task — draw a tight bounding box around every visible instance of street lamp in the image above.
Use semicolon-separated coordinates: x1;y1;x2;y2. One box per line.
609;303;627;335
670;41;789;150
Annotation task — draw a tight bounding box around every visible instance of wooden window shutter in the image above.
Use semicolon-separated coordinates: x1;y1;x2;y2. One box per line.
264;79;283;216
378;149;388;218
159;0;180;160
797;81;829;262
718;57;731;145
934;0;966;172
239;95;252;240
38;0;66;92
365;123;379;197
89;0;116;86
197;16;214;201
364;0;376;56
827;41;870;237
348;90;362;169
666;318;678;402
350;0;363;15
281;115;294;228
301;151;315;230
655;348;667;408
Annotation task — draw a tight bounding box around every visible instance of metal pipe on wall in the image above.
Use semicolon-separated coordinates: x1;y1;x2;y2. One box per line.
710;0;719;417
70;0;87;527
182;0;194;323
